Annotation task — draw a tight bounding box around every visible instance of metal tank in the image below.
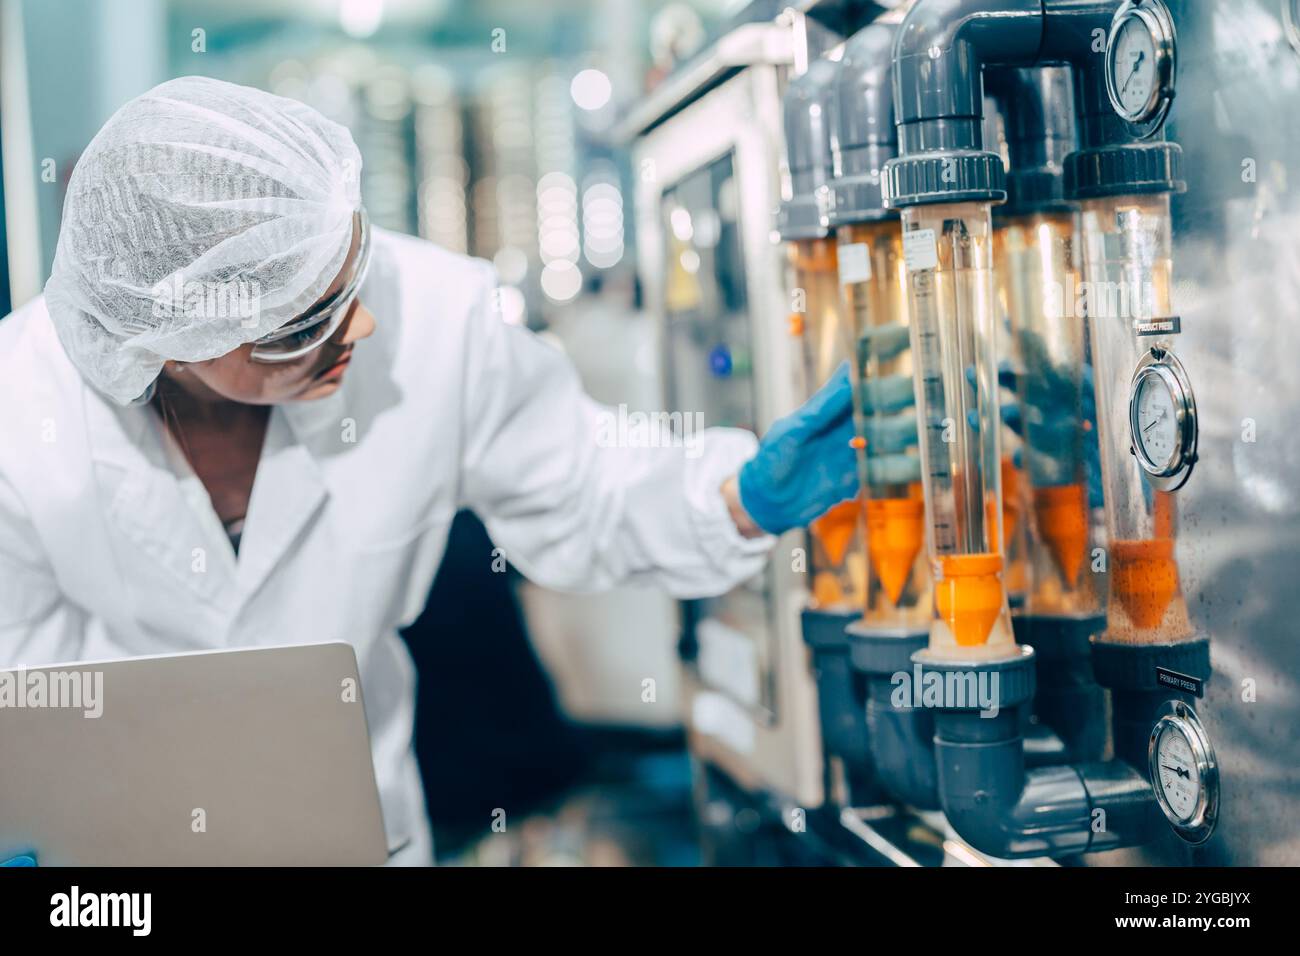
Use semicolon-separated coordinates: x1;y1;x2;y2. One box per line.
777;56;876;809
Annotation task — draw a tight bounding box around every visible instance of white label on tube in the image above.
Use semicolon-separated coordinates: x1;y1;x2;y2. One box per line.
904;228;939;271
837;242;872;284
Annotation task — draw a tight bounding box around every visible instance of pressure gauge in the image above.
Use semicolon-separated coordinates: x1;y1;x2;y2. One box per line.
1129;347;1197;491
1105;1;1177;131
1149;700;1219;844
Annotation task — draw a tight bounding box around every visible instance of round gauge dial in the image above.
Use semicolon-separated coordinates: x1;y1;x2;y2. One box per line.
1111;17;1158;117
1129;348;1197;490
1154;723;1200;821
1105;1;1176;127
1133;368;1179;471
1148;702;1219;844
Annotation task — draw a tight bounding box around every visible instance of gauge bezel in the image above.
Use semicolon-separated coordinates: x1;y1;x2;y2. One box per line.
1129;347;1197;491
1105;0;1177;132
1148;700;1219;845
1285;0;1300;57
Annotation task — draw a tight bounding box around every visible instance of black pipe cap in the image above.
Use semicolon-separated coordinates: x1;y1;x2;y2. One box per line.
846;624;930;676
800;607;860;651
1064;142;1188;201
998;166;1076;217
910;644;1037;712
883;150;1007;209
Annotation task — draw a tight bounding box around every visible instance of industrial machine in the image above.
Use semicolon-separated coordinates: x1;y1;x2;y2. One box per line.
830;13;945;838
985;66;1109;765
777;56;874;810
620;17;826;861
624;0;1300;867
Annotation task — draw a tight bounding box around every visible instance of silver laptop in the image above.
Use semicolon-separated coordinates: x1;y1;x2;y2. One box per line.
0;642;388;866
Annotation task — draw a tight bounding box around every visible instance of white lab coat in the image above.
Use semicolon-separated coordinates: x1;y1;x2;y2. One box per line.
0;228;772;864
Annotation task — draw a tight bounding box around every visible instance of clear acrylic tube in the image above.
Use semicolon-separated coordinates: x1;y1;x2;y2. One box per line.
837;219;930;632
901;202;1016;660
1078;194;1192;643
995;211;1103;619
787;237;867;612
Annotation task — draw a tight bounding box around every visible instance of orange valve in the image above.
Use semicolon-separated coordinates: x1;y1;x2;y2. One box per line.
849;435;867;450
811;498;862;568
935;553;1005;648
788;313;805;336
865;498;924;605
1111;538;1180;630
1034;483;1088;586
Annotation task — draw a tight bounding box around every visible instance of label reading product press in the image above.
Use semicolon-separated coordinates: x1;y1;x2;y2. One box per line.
837;243;872;284
903;228;939;271
1136;316;1182;337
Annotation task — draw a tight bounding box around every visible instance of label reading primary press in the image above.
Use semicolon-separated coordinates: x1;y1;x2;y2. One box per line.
903;229;939;271
1156;666;1204;698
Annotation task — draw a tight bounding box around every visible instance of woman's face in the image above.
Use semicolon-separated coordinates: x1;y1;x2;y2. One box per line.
164;219;376;405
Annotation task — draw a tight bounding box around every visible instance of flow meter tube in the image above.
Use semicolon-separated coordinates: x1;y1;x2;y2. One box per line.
995;211;1103;619
787;237;868;612
837;219;931;631
902;202;1017;660
1078;193;1192;642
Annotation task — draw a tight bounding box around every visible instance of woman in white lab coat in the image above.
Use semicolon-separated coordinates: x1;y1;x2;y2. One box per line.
0;78;859;864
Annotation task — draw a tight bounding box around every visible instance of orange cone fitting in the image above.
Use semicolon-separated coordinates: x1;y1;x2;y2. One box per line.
1034;483;1088;586
813;572;845;607
1111;538;1179;630
935;553;1005;647
811;498;861;567
865;498;924;604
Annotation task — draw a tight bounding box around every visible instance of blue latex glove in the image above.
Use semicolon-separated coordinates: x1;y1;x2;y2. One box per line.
1;853;37;866
857;323;921;486
738;362;860;535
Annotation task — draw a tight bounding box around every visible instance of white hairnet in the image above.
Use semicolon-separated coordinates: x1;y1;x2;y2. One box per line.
44;75;363;405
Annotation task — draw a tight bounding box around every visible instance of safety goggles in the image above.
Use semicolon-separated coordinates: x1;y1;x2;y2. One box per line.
249;209;372;364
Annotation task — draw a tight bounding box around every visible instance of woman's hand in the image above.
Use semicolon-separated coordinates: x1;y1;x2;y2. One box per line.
721;476;766;539
733;362;860;536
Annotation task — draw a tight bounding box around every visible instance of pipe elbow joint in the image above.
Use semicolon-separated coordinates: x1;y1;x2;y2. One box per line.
935;735;1096;858
866;691;941;810
893;0;1046;131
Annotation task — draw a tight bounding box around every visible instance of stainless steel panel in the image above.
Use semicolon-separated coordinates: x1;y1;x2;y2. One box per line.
1093;0;1300;866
